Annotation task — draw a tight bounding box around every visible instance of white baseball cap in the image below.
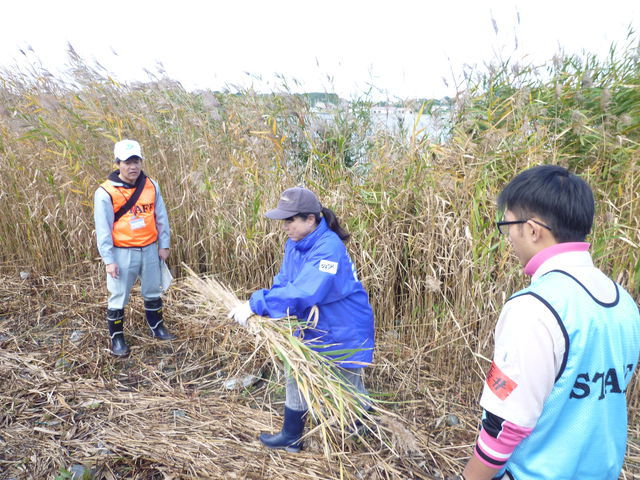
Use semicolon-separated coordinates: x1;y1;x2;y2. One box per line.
114;139;143;162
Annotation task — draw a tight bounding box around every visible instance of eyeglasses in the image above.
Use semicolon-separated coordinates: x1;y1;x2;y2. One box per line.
496;219;552;235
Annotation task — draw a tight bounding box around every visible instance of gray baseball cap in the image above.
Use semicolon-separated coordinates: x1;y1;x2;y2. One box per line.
265;187;322;219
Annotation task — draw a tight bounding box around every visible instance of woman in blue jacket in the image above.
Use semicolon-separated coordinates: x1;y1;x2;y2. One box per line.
228;186;375;452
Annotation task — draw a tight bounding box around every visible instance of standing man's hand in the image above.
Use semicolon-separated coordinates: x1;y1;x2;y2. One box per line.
106;263;119;279
159;248;170;261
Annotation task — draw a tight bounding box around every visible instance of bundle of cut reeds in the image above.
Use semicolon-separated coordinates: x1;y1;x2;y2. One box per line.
182;265;383;456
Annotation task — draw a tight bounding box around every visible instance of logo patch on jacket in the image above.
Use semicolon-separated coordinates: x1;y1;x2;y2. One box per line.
319;260;338;274
486;361;518;400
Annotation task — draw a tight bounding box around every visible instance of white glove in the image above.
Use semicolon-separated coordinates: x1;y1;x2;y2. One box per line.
227;301;254;327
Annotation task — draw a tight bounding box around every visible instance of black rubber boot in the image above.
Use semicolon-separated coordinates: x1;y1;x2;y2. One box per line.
259;407;307;453
348;406;375;437
107;308;130;357
144;298;176;340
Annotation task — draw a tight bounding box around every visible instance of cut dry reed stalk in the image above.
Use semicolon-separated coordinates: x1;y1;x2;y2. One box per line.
181;264;386;456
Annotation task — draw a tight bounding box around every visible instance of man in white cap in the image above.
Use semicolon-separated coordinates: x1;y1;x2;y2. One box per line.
93;139;175;357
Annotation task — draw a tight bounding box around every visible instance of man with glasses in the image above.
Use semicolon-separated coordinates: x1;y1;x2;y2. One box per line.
94;139;176;357
462;165;640;479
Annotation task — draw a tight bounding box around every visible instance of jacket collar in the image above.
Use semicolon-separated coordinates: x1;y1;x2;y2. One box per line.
292;217;328;252
525;242;590;277
107;170;146;189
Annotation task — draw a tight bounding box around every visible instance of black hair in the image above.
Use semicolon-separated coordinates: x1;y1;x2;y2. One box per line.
497;164;594;242
295;207;350;242
116;156;142;164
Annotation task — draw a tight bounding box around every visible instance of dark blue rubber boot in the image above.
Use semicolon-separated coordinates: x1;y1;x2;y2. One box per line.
107;308;130;357
259;407;307;453
144;298;176;340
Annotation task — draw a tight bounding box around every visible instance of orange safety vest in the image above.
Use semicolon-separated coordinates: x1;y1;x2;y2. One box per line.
100;177;159;248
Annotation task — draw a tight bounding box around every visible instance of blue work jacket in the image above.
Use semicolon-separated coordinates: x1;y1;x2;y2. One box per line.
250;218;375;368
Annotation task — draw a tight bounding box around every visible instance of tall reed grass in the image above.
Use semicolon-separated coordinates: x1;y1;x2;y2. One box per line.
0;38;638;414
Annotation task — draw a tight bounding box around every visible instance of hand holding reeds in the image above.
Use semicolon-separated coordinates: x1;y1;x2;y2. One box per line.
227;301;254;327
182;265;379;455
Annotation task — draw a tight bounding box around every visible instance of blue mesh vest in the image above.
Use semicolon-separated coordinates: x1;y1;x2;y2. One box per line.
500;270;640;480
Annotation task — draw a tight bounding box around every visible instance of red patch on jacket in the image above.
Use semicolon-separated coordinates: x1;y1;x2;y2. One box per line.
486;361;518;400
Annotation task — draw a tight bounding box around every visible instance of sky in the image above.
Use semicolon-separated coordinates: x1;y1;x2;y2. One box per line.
1;0;638;100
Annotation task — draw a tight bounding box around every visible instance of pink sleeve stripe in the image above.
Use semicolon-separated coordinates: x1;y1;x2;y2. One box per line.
474;423;533;467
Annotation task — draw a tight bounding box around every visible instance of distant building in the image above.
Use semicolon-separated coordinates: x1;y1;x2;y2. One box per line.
371;106;412;116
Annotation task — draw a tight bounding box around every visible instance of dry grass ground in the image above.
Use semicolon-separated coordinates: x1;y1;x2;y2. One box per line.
0;269;470;479
1;268;640;479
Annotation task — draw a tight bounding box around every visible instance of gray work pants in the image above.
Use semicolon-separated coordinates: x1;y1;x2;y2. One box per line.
285;366;370;411
106;242;162;309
